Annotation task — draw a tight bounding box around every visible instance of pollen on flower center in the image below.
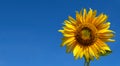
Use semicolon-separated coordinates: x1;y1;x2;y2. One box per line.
75;25;97;46
81;28;91;40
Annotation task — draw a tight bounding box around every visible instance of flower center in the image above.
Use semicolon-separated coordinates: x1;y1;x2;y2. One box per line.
81;28;91;40
75;24;97;46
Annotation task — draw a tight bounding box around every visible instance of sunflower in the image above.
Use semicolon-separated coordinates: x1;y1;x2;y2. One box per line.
59;8;115;62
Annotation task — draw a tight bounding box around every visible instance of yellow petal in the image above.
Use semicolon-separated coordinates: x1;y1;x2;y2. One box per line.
73;44;79;57
83;8;87;23
91;10;97;21
89;46;95;57
68;16;76;22
76;11;82;24
79;46;84;58
64;21;76;30
59;29;75;35
101;43;111;51
62;26;75;31
97;41;112;56
86;8;93;23
98;30;113;33
75;45;82;59
68;16;77;26
84;47;90;62
102;39;115;42
66;40;76;46
96;15;108;26
95;40;106;54
91;45;99;59
66;42;76;53
92;17;97;24
96;39;111;52
96;39;107;46
97;22;110;30
63;33;74;37
64;20;71;25
58;30;64;33
92;13;104;25
98;33;114;39
79;10;83;23
61;37;75;46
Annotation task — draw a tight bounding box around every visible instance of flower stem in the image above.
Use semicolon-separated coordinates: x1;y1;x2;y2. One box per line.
84;60;90;66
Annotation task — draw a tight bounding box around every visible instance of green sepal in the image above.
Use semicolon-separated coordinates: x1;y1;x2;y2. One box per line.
100;50;112;56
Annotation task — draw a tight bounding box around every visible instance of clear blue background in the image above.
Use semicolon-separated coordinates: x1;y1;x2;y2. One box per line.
0;0;119;66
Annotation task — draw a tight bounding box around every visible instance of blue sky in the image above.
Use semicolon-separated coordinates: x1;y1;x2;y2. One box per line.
0;0;119;66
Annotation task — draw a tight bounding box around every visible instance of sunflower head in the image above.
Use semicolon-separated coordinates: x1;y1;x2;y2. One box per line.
59;8;115;62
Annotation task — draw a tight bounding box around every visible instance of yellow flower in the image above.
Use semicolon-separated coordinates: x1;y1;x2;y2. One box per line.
59;8;115;62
